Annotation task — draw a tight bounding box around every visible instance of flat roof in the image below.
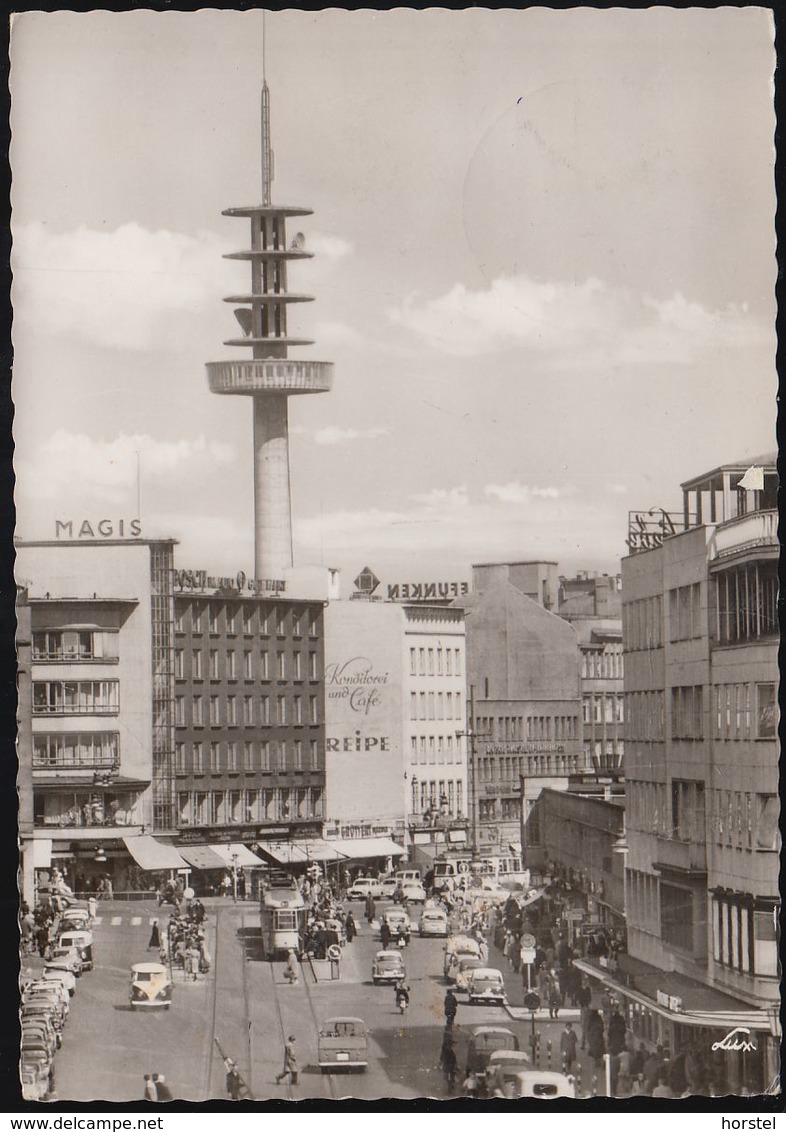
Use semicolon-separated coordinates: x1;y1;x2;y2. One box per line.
15;538;178;548
680;452;777;490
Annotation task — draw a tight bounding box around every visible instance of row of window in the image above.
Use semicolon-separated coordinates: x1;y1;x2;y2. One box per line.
174;694;320;728
33;680;119;715
409;690;463;723
174;647;320;683
174;604;320;638
174;738;321;775
670;685;704;739
177;786;323;827
409;734;461;766
714;682;776;741
625;691;665;741
474;715;580;742
33;790;141;828
408;646;463;677
410;778;464;818
582;695;624;725
712;895;778;977
669;583;702;642
580;647;623;680
715;560;778;645
32;629;119;662
623;596;663;652
627;780;778;852
478;797;520;822
32;732;119;768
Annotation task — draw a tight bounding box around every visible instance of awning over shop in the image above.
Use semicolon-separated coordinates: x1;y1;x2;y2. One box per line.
257;841;310;866
328;836;405;860
32;839;52;869
289;839;348;862
123;835;188;871
208;843;265;868
178;844;228;871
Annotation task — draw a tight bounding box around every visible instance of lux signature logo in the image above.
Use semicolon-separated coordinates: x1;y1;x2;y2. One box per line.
711;1028;757;1053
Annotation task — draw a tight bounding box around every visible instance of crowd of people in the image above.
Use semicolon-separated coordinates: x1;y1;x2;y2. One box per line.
156;901;211;980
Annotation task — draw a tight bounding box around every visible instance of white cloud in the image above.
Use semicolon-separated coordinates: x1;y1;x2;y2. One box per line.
313;319;362;347
313;425;390;446
16;429;236;503
12;221;234;351
484;481;568;503
412;486;469;508
387;274;770;365
306;232;353;261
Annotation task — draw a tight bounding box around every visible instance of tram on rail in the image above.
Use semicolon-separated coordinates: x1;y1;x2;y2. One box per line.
260;884;307;959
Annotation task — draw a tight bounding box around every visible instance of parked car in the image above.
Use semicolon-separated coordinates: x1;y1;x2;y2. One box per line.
56;929;93;971
21;1052;52;1101
454;957;485;993
42;964;77;997
419;908;449;938
371;950;406;986
394;869;422;885
46;946;83;976
347;877;383;900
379;877;399;899
444;934;481;979
467;967;507;1006
506;1070;577;1099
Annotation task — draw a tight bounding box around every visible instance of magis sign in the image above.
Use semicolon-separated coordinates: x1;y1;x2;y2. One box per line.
56;519;141;539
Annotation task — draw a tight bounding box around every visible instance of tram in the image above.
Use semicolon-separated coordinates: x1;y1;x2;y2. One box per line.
260;884;307;959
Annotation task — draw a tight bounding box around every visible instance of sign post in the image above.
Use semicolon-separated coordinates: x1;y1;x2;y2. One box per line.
523;990;541;1065
520;934;536;990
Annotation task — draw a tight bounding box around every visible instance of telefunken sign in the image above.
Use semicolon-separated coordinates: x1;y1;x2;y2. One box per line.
173;569;286;595
387;581;469;601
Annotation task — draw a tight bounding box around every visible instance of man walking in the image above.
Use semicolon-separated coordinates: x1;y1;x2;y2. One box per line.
576;977;592;1049
152;1074;172;1101
560;1021;578;1074
275;1035;298;1086
443;987;458;1027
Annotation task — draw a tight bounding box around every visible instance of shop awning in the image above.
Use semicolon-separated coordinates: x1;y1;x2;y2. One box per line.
208;843;265;868
32;839;52;869
178;844;228;871
257;841;310;866
328;836;405;860
289;839;348;862
123;835;188;871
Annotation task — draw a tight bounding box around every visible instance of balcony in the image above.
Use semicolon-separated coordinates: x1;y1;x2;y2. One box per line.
710;510;778;562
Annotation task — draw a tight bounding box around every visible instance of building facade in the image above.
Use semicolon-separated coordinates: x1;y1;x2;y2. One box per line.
619;455;779;1089
463;565;583;855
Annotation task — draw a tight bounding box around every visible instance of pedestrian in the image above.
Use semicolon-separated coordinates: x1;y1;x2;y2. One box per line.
607;1008;626;1056
152;1073;173;1102
284;948;299;985
652;1070;673;1099
380;920;391;950
225;1059;242;1100
586;1009;606;1072
443;987;458;1027
547;977;561;1020
576;978;592;1048
275;1035;298;1086
143;1074;157;1102
186;943;200;981
367;895;376;924
642;1047;662;1095
560;1021;578;1074
345;911;356;942
87;895;97;921
148;918;161;950
439;1028;458;1092
463;1070;481;1098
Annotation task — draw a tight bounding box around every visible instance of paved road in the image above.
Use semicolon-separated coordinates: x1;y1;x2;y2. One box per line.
30;897;606;1102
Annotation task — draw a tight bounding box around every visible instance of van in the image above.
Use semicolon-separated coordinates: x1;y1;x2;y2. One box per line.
394;869;421;885
57;929;93;971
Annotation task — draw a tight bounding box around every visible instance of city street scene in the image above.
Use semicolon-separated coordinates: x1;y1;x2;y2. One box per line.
11;7;779;1105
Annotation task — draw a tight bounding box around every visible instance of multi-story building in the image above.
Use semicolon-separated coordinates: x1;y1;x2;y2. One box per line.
558;572;624;776
323;594;469;865
171;587;327;856
462;563;583;856
588;455;779;1092
16;536;176;895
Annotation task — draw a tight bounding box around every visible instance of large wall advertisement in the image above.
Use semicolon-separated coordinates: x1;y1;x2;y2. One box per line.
323;602;405;823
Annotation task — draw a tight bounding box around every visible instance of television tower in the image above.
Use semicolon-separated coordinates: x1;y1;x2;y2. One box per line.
206;74;333;581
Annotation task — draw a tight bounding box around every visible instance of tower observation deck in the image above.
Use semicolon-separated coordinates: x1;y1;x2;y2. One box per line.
206;79;333;580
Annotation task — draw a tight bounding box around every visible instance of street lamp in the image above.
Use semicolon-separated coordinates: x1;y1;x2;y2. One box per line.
231;852;238;904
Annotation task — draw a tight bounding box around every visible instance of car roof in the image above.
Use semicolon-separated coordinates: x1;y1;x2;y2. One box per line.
470;967;503;979
375;950;404;959
321;1016;366;1026
131;962;168;974
472;1026;515;1037
488;1050;531;1061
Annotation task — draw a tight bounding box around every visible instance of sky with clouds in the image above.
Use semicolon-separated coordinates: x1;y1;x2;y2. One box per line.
10;8;776;586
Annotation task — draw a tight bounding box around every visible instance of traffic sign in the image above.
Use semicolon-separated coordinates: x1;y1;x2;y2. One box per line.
520;947;536;965
523;991;541;1012
520;933;536;949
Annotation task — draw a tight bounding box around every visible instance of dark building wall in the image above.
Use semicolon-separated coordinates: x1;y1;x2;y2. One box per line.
173;595;326;831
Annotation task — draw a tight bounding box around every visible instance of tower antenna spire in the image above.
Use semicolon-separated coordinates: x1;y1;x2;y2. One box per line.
261;11;273;205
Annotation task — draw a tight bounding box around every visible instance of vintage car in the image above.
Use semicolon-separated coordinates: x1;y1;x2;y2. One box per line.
21;1052;52;1102
379;877;399;899
419;907;449;938
42;963;77;996
443;934;481;979
56;929;94;971
347;876;383;900
130;962;173;1010
382;907;411;941
394;869;422;885
454;956;485;993
506;1070;577;1099
371;950;406;986
46;946;83;976
465;1026;519;1078
317;1017;368;1072
467;967;507;1005
486;1049;533;1094
402;883;427;905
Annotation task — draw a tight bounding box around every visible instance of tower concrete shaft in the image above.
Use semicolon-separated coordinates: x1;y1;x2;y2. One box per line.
206;79;333;581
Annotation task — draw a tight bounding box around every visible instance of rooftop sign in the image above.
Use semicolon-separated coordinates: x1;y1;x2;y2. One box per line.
173;568;285;595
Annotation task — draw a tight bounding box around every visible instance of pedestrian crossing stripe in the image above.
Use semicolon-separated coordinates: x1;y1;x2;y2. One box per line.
92;917;102;925
110;916;122;925
130;917;141;926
